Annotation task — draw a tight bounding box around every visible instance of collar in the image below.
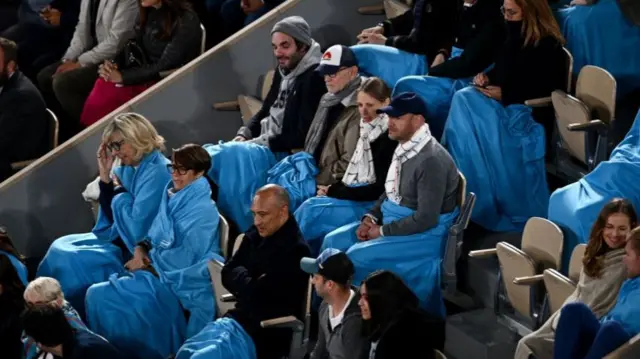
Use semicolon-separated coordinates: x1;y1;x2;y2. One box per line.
0;71;16;95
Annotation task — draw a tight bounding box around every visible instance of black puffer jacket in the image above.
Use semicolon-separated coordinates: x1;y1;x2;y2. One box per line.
120;6;201;86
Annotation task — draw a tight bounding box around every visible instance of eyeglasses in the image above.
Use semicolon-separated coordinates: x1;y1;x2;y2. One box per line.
107;139;125;152
500;5;519;18
167;164;189;175
326;67;348;79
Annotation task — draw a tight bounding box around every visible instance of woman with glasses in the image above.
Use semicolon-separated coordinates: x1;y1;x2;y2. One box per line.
442;0;566;233
358;270;445;359
85;143;222;359
0;226;27;285
0;254;26;359
38;112;171;316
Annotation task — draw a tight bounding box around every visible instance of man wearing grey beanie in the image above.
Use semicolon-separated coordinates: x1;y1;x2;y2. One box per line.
234;15;327;153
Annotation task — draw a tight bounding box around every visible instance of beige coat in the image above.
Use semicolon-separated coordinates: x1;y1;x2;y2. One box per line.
514;248;627;359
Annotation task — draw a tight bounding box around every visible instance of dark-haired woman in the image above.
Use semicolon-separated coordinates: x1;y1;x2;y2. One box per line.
80;0;202;127
358;270;445;359
516;198;637;359
85;143;222;359
0;254;26;359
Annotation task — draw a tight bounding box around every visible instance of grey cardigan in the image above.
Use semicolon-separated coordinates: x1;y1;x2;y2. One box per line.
368;139;459;237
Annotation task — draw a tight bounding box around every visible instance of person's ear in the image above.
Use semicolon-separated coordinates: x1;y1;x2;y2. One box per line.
381;98;391;107
6;60;16;73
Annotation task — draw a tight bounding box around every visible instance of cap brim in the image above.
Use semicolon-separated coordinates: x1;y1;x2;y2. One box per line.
376;105;406;118
300;257;319;274
316;64;341;76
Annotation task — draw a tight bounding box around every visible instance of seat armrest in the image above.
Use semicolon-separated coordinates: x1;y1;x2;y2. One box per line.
468;248;497;258
567;119;608;137
159;69;177;78
358;4;384;14
260;316;303;330
213;101;240;111
513;274;544;285
220;293;236;302
11;160;35;171
525;97;552;108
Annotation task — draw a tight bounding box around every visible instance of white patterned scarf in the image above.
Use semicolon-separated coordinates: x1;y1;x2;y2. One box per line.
385;124;432;204
342;114;389;186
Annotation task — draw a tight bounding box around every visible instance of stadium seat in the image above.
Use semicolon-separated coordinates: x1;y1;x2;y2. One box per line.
213;70;275;124
208;233;244;318
383;0;410;19
550;65;617;181
434;349;448;359
357;3;385;15
219;214;231;259
11;108;59;171
541;243;585;315
442;171;477;296
469;217;564;329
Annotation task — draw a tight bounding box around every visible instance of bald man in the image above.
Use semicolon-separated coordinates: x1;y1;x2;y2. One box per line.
221;184;311;359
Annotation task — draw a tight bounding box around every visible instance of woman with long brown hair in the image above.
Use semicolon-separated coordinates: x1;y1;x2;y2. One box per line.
516;198;637;359
0;226;27;285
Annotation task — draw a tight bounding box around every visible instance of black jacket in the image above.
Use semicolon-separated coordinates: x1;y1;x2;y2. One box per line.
0;295;24;359
0;71;48;172
381;0;458;62
327;131;397;202
429;0;505;79
363;308;445;359
62;330;124;358
488;30;566;106
242;65;327;152
120;7;201;86
222;216;311;327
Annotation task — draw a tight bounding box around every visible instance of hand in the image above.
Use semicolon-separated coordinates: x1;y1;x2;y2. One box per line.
431;53;446;67
241;0;264;13
316;185;329;196
472;73;489;88
112;174;121;188
125;246;150;271
55;61;81;75
356;222;371;241
359;26;384;37
570;0;589;5
357;32;387;45
366;224;382;240
99;61;123;84
97;143;115;183
232;135;246;142
40;7;62;27
477;85;502;101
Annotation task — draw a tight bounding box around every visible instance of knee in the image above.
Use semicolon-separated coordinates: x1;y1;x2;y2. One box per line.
561;302;591;320
52;73;73;98
37;66;54;90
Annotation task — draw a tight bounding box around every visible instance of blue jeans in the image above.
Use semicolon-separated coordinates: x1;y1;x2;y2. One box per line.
554;302;632;359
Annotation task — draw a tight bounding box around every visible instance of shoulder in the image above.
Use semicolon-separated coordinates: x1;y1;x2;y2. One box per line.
417;141;456;171
178;8;200;28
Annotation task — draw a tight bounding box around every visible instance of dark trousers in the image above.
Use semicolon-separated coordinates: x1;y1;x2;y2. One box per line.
554;302;632;359
37;61;99;141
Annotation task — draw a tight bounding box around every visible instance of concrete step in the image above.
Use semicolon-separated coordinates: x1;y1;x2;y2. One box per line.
445;309;519;359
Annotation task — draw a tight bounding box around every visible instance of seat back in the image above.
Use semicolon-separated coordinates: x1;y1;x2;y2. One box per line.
562;47;574;94
552;91;592;165
261;70;275;101
568;243;586;282
576;65;616;124
543;269;576;315
47;109;60;149
219;214;230;259
521;217;564;272
384;0;410;19
207;260;235;317
434;349;447;359
232;233;244;257
496;242;537;318
456;171;467;209
199;24;206;55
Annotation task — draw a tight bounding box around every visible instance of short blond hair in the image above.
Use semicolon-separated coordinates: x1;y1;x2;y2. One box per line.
102;112;166;161
24;277;64;303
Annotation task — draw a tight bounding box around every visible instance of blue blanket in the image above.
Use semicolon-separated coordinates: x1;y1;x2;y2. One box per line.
549;110;640;272
175;318;257;359
23;302;88;359
37;150;170;313
556;0;640;98
321;200;458;318
85;177;222;358
205;142;277;232
1;250;27;285
267;152;318;212
294;196;374;255
443;87;549;232
351;44;428;88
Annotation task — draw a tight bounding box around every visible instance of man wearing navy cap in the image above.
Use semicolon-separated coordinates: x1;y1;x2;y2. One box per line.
304;45;365;194
356;91;459;240
300;248;368;359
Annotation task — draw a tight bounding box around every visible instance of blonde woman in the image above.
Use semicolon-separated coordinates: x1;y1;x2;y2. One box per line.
516;198;637;359
38;112;171;313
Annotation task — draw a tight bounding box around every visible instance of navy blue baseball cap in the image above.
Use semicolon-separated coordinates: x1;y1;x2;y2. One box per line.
300;248;355;285
316;45;358;76
376;92;427;118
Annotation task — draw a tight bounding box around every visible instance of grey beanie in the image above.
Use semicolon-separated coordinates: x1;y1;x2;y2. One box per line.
271;16;313;46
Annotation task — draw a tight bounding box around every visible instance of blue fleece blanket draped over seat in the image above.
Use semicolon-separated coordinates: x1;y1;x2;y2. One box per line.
266;152;318;212
294;196;374;255
321;200;458;318
443;87;549;232
556;0;640;98
175;318;257;359
549;110;640;273
85;177;222;358
37;150;170;313
1;250;27;285
351;44;428;87
205;142;276;232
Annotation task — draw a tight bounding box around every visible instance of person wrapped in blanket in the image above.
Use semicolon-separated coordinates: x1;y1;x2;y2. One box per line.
294;77;397;254
85;144;221;359
442;0;566;232
322;92;460;318
38;113;171;315
552;226;640;359
515;199;638;359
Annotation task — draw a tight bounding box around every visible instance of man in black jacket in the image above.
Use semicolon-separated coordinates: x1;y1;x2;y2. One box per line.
234;16;326;153
0;37;48;182
222;184;311;359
